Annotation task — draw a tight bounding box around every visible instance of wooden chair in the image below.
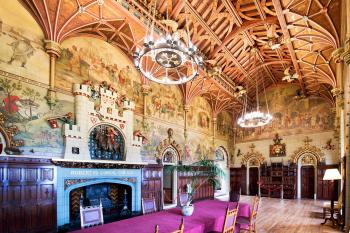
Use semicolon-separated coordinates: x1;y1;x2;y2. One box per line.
221;204;239;233
80;201;104;229
154;218;184;233
142;197;157;214
236;196;260;233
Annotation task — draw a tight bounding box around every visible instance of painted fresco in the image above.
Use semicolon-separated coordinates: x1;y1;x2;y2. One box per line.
0;76;74;156
187;131;214;161
236;84;335;142
0;1;49;84
56;37;142;105
217;111;233;137
134;116;185;162
187;96;212;132
146;83;184;124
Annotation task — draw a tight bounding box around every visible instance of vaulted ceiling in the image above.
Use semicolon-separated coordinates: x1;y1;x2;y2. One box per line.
20;0;341;116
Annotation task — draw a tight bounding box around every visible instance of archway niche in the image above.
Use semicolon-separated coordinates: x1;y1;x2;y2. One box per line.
155;128;182;209
241;144;266;196
214;146;229;198
291;138;325;199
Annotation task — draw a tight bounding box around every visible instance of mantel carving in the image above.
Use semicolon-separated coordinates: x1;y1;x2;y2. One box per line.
241;143;265;166
64;177;137;190
50;160;145;169
290;136;325;164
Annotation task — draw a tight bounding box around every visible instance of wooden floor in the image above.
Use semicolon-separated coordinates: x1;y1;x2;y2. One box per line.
239;196;342;233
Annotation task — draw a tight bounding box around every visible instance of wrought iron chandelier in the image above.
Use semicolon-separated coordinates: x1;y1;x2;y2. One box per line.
133;1;203;85
237;52;272;128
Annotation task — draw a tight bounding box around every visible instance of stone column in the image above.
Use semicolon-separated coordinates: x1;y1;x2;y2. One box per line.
344;0;350;230
44;40;61;109
141;84;150;128
212;116;217;149
183;104;190;144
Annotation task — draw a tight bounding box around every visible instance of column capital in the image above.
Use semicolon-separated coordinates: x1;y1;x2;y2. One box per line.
183;104;190;112
141;84;151;95
44;40;61;57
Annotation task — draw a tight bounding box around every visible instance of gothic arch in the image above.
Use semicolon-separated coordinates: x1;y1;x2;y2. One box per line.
156;128;183;162
241;144;265;166
290;137;325;164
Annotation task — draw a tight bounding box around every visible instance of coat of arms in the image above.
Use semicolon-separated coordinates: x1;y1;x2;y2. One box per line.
270;134;286;157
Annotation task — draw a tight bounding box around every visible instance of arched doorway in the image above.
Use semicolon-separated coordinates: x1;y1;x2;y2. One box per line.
241;144;265;195
214;146;229;199
297;153;317;199
291;137;325;199
161;147;179;209
247;158;260;196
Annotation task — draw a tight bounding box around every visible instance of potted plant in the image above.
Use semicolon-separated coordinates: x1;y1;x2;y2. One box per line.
166;159;225;216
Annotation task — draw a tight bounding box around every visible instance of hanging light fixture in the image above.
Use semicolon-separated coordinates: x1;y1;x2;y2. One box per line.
237;52;272;128
133;1;203;85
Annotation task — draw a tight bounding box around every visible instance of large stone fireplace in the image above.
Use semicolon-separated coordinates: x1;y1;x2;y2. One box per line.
56;166;142;226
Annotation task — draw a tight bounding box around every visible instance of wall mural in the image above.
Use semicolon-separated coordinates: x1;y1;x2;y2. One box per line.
216;111;233;137
146;83;184;123
187;96;212;132
236;84;334;142
56;37;142;106
0;76;74;156
0;1;49;84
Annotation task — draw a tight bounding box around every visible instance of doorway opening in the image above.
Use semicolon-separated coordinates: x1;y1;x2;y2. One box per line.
161;147;178;209
301;165;315;199
249;167;259;196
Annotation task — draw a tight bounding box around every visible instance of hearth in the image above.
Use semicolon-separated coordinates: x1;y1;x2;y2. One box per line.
56;167;142;226
69;183;132;222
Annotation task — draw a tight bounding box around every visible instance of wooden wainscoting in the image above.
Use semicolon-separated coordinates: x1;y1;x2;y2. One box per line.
141;165;163;211
317;164;339;200
0;156;57;233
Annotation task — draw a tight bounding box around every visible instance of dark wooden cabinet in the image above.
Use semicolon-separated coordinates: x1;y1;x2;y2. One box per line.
141;165;163;211
229;167;247;195
0;156;56;233
260;163;296;199
317;164;339;200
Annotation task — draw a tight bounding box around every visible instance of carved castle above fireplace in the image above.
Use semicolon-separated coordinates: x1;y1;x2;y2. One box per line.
62;83;143;163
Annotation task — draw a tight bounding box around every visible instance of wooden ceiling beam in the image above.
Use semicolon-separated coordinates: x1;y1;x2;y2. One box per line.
271;0;305;93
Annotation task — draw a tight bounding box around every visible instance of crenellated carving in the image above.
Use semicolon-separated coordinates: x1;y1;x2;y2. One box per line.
241;143;265;166
290;136;325;164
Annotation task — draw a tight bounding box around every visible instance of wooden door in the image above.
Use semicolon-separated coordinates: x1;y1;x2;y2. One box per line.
249;167;259;196
141;165;163;211
301;166;315;199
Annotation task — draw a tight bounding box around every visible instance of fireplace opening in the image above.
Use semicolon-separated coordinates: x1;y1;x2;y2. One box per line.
69;183;132;223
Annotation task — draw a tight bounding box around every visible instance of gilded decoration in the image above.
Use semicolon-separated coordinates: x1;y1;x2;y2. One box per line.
64;177;137;190
300;154;316;165
241;144;265;166
290;136;325;164
269;133;286;157
156;128;183;162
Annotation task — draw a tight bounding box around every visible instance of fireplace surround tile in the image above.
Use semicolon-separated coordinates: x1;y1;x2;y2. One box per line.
57;167;142;226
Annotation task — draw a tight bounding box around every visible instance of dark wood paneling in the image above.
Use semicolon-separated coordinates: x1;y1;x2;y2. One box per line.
249;167;259;196
141;165;163;211
301;166;315;199
317;164;339;200
0;156;56;233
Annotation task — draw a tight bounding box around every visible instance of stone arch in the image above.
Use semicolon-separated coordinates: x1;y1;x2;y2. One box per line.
290;137;325;164
156;128;183;162
241;144;266;166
